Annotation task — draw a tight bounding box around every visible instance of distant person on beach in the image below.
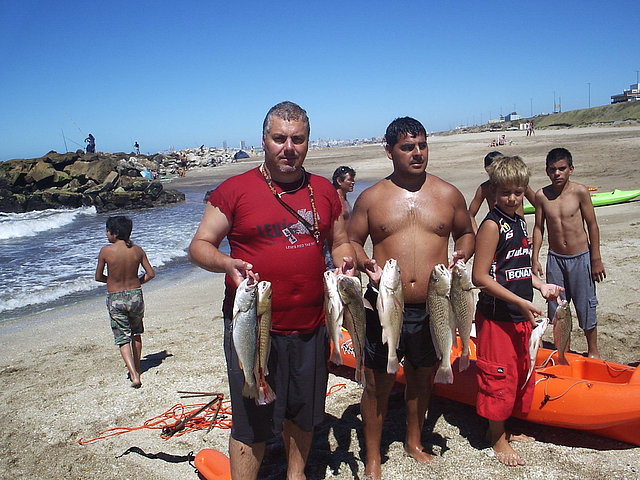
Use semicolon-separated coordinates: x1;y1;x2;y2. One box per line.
528;120;535;136
95;216;155;388
85;133;96;153
325;165;357;268
332;165;356;222
178;154;187;177
134;141;140;154
468;151;536;233
532;147;605;359
348;117;474;478
473;156;563;466
188;101;356;480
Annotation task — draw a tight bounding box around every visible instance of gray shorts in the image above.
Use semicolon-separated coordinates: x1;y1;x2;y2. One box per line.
546;250;598;331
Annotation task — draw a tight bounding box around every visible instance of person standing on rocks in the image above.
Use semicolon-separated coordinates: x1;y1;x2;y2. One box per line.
85;133;96;153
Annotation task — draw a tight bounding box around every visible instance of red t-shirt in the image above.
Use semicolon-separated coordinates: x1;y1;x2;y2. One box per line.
208;167;342;333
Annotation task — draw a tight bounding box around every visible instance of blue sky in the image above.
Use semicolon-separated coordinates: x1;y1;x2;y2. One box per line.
1;0;637;160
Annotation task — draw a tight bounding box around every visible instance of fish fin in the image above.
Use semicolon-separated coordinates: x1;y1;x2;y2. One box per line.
392;295;404;312
376;291;385;313
242;382;257;399
429;321;443;359
434;365;454;384
256;377;276;405
459;355;470;372
330;345;343;366
521;367;534;390
386;356;399;374
363;296;374;310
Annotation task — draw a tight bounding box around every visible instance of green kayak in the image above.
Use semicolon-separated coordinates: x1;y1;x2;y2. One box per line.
523;189;640;214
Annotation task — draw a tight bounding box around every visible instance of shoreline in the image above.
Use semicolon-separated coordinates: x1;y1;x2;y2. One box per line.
2;125;639;479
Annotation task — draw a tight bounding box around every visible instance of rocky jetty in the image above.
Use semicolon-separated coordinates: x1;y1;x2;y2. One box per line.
0;150;186;213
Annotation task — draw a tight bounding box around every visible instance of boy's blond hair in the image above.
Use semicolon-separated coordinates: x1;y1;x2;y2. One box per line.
488;155;530;189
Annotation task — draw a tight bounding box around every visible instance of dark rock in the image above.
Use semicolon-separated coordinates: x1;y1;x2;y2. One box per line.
64;158;118;184
2;151;184;213
0;189;27;213
25;161;57;187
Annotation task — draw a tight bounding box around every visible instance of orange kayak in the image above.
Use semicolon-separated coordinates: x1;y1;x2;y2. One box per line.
332;331;640;446
195;449;231;480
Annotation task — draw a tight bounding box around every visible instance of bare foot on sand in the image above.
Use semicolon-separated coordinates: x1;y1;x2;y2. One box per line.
364;458;381;480
506;432;535;443
493;449;526;467
404;444;434;464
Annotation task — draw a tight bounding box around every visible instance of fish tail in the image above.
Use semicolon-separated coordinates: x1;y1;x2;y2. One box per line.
256;377;276;405
459;355;470;372
434;364;454;384
355;364;366;386
520;368;534;390
242;381;257;399
330;346;343;366
386;355;399;374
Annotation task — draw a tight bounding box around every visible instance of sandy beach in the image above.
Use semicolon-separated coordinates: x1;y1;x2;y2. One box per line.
2;125;639;480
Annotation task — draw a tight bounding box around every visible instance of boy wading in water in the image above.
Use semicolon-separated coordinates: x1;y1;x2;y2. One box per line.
532;147;605;359
95;216;155;388
472;156;563;466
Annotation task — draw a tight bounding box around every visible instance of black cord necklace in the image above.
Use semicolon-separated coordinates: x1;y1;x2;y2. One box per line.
259;164;320;243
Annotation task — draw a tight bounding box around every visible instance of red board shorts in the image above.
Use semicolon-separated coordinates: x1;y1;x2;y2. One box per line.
475;311;535;422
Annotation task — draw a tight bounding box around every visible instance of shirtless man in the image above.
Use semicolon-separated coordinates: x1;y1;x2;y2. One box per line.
468;151;536;233
532;147;605;358
348;117;474;479
95;216;155;387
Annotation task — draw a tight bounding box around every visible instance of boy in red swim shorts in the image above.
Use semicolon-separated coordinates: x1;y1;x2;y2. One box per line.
472;156;563;466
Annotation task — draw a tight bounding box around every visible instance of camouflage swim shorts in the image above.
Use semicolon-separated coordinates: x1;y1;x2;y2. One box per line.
107;288;145;346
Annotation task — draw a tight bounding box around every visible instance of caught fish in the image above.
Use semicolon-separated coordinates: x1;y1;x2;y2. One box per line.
255;280;276;405
337;274;366;385
428;264;454;384
376;258;404;374
523;317;550;388
552;300;572;365
324;270;344;365
449;261;475;372
232;277;259;399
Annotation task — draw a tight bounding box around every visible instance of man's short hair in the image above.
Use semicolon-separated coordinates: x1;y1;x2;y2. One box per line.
384;117;427;149
332;165;356;188
262;101;310;137
546;147;573;167
106;216;133;244
489;156;531;189
484;151;503;168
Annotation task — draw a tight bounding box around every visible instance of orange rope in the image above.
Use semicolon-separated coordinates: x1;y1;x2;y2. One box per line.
78;383;348;445
77;397;232;445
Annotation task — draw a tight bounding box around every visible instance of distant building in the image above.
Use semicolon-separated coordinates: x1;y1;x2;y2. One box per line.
505;112;521;121
611;83;640;103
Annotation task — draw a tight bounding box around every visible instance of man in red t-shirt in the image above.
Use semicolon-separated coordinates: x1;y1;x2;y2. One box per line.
189;101;355;480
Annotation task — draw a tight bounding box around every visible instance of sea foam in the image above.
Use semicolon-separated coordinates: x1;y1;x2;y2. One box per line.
0;207;97;240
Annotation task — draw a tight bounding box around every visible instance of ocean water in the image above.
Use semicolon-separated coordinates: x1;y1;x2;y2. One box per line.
0;178;371;322
0;185;217;321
